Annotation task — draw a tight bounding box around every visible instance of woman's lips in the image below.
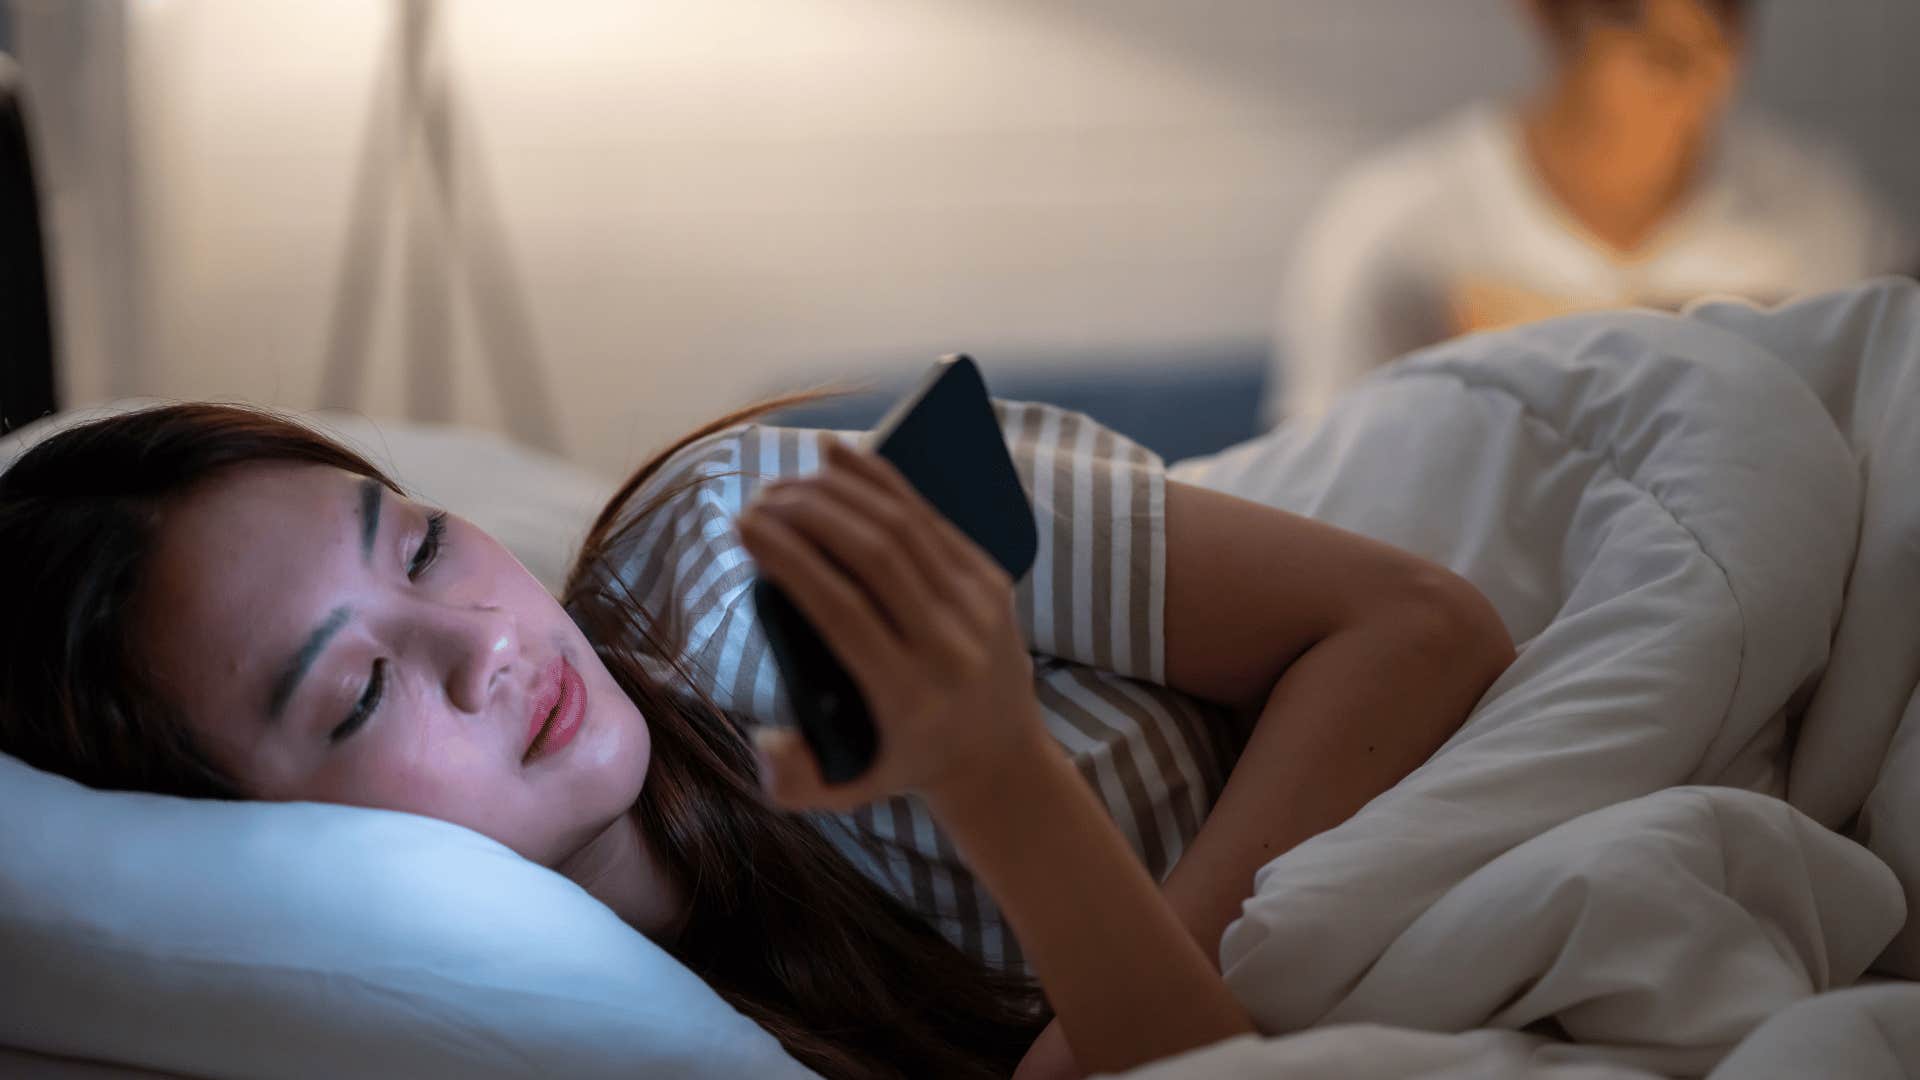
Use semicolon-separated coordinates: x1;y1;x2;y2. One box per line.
524;657;586;764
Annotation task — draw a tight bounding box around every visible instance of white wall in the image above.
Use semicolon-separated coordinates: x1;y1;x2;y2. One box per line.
22;0;1920;472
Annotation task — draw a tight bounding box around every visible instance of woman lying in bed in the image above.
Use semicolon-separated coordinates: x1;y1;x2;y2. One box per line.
0;399;1513;1080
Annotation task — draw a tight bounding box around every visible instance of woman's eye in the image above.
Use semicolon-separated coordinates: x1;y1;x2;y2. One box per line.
408;511;448;580
332;659;387;744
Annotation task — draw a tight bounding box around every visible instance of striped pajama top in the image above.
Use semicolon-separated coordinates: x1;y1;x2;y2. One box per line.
592;401;1245;976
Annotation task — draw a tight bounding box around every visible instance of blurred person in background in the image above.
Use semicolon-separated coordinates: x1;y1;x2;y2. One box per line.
1269;0;1916;426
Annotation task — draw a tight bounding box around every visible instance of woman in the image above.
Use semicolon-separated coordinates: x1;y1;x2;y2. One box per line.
0;398;1513;1079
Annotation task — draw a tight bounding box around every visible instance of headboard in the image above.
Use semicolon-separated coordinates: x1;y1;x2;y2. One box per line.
0;53;55;436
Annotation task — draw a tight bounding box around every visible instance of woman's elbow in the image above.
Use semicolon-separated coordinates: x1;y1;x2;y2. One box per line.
1390;564;1517;699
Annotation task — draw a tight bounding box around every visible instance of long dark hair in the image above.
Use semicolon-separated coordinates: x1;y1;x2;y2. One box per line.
1535;0;1750;41
0;402;1044;1078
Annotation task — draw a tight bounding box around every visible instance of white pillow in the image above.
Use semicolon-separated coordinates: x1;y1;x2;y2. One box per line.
0;754;814;1079
0;406;816;1078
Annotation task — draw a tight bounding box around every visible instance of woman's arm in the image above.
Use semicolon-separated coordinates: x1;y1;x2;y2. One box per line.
1014;482;1513;1080
1157;479;1516;960
924;728;1252;1076
742;441;1252;1075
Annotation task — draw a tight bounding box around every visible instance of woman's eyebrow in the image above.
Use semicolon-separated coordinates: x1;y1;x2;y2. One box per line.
267;605;353;722
358;478;382;563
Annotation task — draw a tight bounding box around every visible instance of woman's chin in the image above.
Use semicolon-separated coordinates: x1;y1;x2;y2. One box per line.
596;701;653;803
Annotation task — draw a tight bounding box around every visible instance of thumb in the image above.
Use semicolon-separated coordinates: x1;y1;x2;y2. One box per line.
752;727;878;813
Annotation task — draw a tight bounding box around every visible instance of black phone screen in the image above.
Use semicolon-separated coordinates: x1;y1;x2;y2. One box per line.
752;354;1038;783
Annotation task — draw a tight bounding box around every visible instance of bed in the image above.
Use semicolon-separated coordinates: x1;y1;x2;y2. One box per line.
7;36;1920;1059
6;280;1920;1078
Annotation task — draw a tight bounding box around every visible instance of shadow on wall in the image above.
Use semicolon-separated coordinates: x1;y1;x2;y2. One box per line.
0;52;56;437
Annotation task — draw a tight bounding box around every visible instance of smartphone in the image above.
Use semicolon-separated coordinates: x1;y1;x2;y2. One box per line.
751;354;1038;784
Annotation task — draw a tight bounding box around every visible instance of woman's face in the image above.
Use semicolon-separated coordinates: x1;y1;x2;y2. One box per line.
135;461;652;871
1574;0;1740;140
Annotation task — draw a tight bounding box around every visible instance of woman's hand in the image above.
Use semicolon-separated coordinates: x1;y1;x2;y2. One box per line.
743;439;1254;1074
737;437;1047;811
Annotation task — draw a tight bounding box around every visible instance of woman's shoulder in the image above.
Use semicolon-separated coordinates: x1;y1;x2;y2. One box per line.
989;398;1162;470
624;400;1159;513
577;422;776;600
574;419;842;699
570;400;1149;737
582;397;1174;674
602;420;853;532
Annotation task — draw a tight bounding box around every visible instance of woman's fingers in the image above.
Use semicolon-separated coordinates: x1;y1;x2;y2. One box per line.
744;440;1051;812
825;440;971;560
737;505;902;692
823;440;1018;620
824;437;923;505
815;460;963;602
755;471;953;634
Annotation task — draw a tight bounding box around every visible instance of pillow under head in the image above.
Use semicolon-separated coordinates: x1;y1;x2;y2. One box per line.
0;751;814;1078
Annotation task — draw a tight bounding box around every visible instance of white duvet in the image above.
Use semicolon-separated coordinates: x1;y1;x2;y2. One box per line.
1122;279;1920;1079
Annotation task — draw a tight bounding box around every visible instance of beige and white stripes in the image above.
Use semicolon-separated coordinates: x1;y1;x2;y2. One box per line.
595;401;1242;976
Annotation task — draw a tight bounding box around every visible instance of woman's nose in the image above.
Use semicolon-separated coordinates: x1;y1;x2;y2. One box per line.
433;602;519;715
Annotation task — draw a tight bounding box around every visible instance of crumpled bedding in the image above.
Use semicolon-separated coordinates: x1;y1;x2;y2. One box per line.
1118;790;1905;1080
1118;280;1920;1078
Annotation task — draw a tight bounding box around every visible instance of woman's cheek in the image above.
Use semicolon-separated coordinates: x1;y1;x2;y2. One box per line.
307;724;458;818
